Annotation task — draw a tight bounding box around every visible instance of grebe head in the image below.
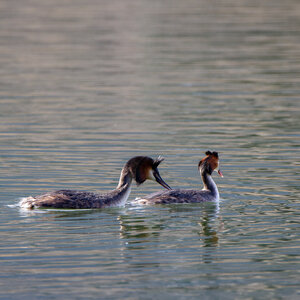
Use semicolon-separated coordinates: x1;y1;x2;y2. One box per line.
198;151;223;177
126;156;171;189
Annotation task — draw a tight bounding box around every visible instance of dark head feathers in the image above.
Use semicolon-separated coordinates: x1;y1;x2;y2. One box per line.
205;151;219;158
153;156;164;168
199;151;220;174
129;156;152;185
127;156;164;185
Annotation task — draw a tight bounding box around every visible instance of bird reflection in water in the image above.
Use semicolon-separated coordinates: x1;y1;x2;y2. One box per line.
118;201;223;251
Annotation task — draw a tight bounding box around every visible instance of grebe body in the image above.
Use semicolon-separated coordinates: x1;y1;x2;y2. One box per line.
20;156;171;209
136;151;223;205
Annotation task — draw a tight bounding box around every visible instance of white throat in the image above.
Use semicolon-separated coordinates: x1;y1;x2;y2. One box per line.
118;185;132;206
201;172;219;200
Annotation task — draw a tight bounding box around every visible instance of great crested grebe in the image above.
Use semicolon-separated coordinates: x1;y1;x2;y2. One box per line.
136;151;223;204
20;156;171;209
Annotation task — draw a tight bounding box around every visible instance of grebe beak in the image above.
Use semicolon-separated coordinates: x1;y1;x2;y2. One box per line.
218;170;224;177
153;168;172;190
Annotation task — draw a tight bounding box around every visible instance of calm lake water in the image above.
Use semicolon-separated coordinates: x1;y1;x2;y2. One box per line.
0;0;299;299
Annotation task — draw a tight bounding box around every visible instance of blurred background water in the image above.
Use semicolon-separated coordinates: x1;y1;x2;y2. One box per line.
0;0;299;299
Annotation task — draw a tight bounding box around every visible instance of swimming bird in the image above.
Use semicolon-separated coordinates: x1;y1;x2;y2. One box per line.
136;151;223;204
20;156;171;209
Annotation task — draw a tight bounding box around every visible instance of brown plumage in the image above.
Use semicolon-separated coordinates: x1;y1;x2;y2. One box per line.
136;151;223;205
20;156;171;209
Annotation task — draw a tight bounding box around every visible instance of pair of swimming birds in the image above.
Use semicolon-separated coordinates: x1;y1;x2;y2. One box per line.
20;151;223;210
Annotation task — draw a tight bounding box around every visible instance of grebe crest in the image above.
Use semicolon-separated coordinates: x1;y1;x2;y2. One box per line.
199;151;223;180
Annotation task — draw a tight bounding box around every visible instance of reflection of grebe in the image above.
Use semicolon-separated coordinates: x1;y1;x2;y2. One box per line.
136;151;223;204
20;156;171;209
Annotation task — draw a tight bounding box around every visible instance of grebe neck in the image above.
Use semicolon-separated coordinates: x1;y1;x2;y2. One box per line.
102;168;133;207
117;167;133;189
201;172;219;199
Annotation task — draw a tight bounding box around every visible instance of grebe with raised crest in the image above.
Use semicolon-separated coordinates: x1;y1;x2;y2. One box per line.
20;156;171;209
136;151;223;204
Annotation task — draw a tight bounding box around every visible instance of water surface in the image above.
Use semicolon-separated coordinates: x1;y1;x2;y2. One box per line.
0;0;299;299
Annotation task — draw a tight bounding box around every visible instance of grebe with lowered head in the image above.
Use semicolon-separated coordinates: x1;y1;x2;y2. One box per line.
20;156;171;209
136;151;223;204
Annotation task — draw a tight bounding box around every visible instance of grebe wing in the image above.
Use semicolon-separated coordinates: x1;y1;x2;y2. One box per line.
139;189;205;204
27;190;103;209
